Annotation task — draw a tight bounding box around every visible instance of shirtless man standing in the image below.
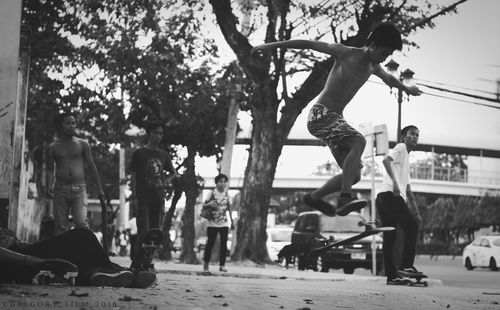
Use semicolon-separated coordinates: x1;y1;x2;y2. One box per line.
46;111;105;236
251;23;422;216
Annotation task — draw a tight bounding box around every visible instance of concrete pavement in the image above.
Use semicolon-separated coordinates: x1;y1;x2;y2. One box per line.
0;256;499;310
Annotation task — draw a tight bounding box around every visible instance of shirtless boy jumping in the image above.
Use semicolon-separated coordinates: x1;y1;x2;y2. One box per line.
251;23;422;216
46;111;105;235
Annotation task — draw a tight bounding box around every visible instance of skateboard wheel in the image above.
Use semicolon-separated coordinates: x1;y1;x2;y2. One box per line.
41;275;49;285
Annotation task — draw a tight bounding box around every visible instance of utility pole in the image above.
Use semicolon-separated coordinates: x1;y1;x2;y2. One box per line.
118;148;128;231
219;0;252;178
219;0;254;257
219;84;241;178
361;123;388;276
385;60;415;142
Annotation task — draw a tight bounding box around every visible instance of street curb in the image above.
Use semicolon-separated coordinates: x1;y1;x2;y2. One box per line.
111;257;443;287
158;268;443;286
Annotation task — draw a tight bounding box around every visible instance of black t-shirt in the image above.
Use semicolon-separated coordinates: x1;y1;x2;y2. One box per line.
129;147;173;201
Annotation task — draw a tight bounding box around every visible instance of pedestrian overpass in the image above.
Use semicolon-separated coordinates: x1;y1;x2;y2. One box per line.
222;176;500;197
205;169;500;197
217;139;500;197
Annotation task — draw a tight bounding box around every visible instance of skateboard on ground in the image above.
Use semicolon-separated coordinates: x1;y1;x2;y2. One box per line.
398;272;429;287
32;259;78;286
307;226;395;257
142;228;163;268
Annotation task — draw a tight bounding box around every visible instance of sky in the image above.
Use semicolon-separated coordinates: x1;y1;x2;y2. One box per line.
195;0;500;179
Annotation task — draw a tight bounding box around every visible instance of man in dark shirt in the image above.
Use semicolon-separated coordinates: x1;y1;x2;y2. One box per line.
129;121;176;271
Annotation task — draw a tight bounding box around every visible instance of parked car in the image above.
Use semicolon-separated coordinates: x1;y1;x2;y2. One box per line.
266;226;293;263
462;234;500;271
291;211;383;274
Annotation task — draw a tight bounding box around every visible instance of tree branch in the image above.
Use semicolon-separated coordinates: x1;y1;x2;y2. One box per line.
405;0;469;34
208;0;267;81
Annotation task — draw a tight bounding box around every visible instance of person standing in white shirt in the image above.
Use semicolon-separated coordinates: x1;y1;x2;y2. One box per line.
376;125;423;285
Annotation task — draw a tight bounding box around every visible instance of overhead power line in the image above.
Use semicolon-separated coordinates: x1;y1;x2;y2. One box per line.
367;79;500;110
414;78;498;97
423;91;500;110
417;82;500;104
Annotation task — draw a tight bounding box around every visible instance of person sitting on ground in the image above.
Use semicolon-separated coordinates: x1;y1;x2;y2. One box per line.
0;227;155;288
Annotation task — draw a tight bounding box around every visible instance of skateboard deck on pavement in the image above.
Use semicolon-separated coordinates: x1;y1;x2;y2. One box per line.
398;272;429;287
32;259;78;286
308;227;395;257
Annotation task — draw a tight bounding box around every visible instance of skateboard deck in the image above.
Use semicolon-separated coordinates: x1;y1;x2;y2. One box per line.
308;227;395;257
32;259;78;286
398;272;429;287
142;228;163;267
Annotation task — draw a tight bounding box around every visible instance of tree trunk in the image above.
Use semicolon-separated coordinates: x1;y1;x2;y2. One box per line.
232;106;281;263
179;147;199;264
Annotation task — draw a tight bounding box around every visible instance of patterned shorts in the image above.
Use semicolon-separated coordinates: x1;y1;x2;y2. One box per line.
307;104;364;168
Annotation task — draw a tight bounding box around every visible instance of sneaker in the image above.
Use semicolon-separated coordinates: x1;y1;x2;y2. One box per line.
203;262;209;272
127;270;157;288
109;262;128;272
398;266;425;277
336;195;367;216
90;270;134;287
303;193;336;216
387;276;411;286
219;266;227;272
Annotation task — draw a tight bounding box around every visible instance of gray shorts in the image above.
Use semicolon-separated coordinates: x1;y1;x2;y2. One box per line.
307;104;364;168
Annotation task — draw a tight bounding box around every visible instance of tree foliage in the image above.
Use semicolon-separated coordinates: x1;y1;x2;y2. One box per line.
23;0;229;262
418;194;500;248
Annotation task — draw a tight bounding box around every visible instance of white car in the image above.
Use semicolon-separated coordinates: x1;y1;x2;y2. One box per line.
462;234;500;271
266;226;293;262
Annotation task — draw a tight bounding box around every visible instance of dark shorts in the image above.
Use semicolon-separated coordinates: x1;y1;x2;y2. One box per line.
307;103;364;168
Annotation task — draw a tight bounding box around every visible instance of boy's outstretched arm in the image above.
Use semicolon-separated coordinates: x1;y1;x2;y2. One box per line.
251;39;337;55
374;65;422;96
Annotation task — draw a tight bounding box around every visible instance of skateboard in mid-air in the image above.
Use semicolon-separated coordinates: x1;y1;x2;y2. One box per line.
308;226;395;257
32;259;78;286
142;228;163;268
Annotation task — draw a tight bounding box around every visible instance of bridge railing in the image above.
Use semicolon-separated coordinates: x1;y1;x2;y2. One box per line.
362;165;500;186
410;165;500;186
